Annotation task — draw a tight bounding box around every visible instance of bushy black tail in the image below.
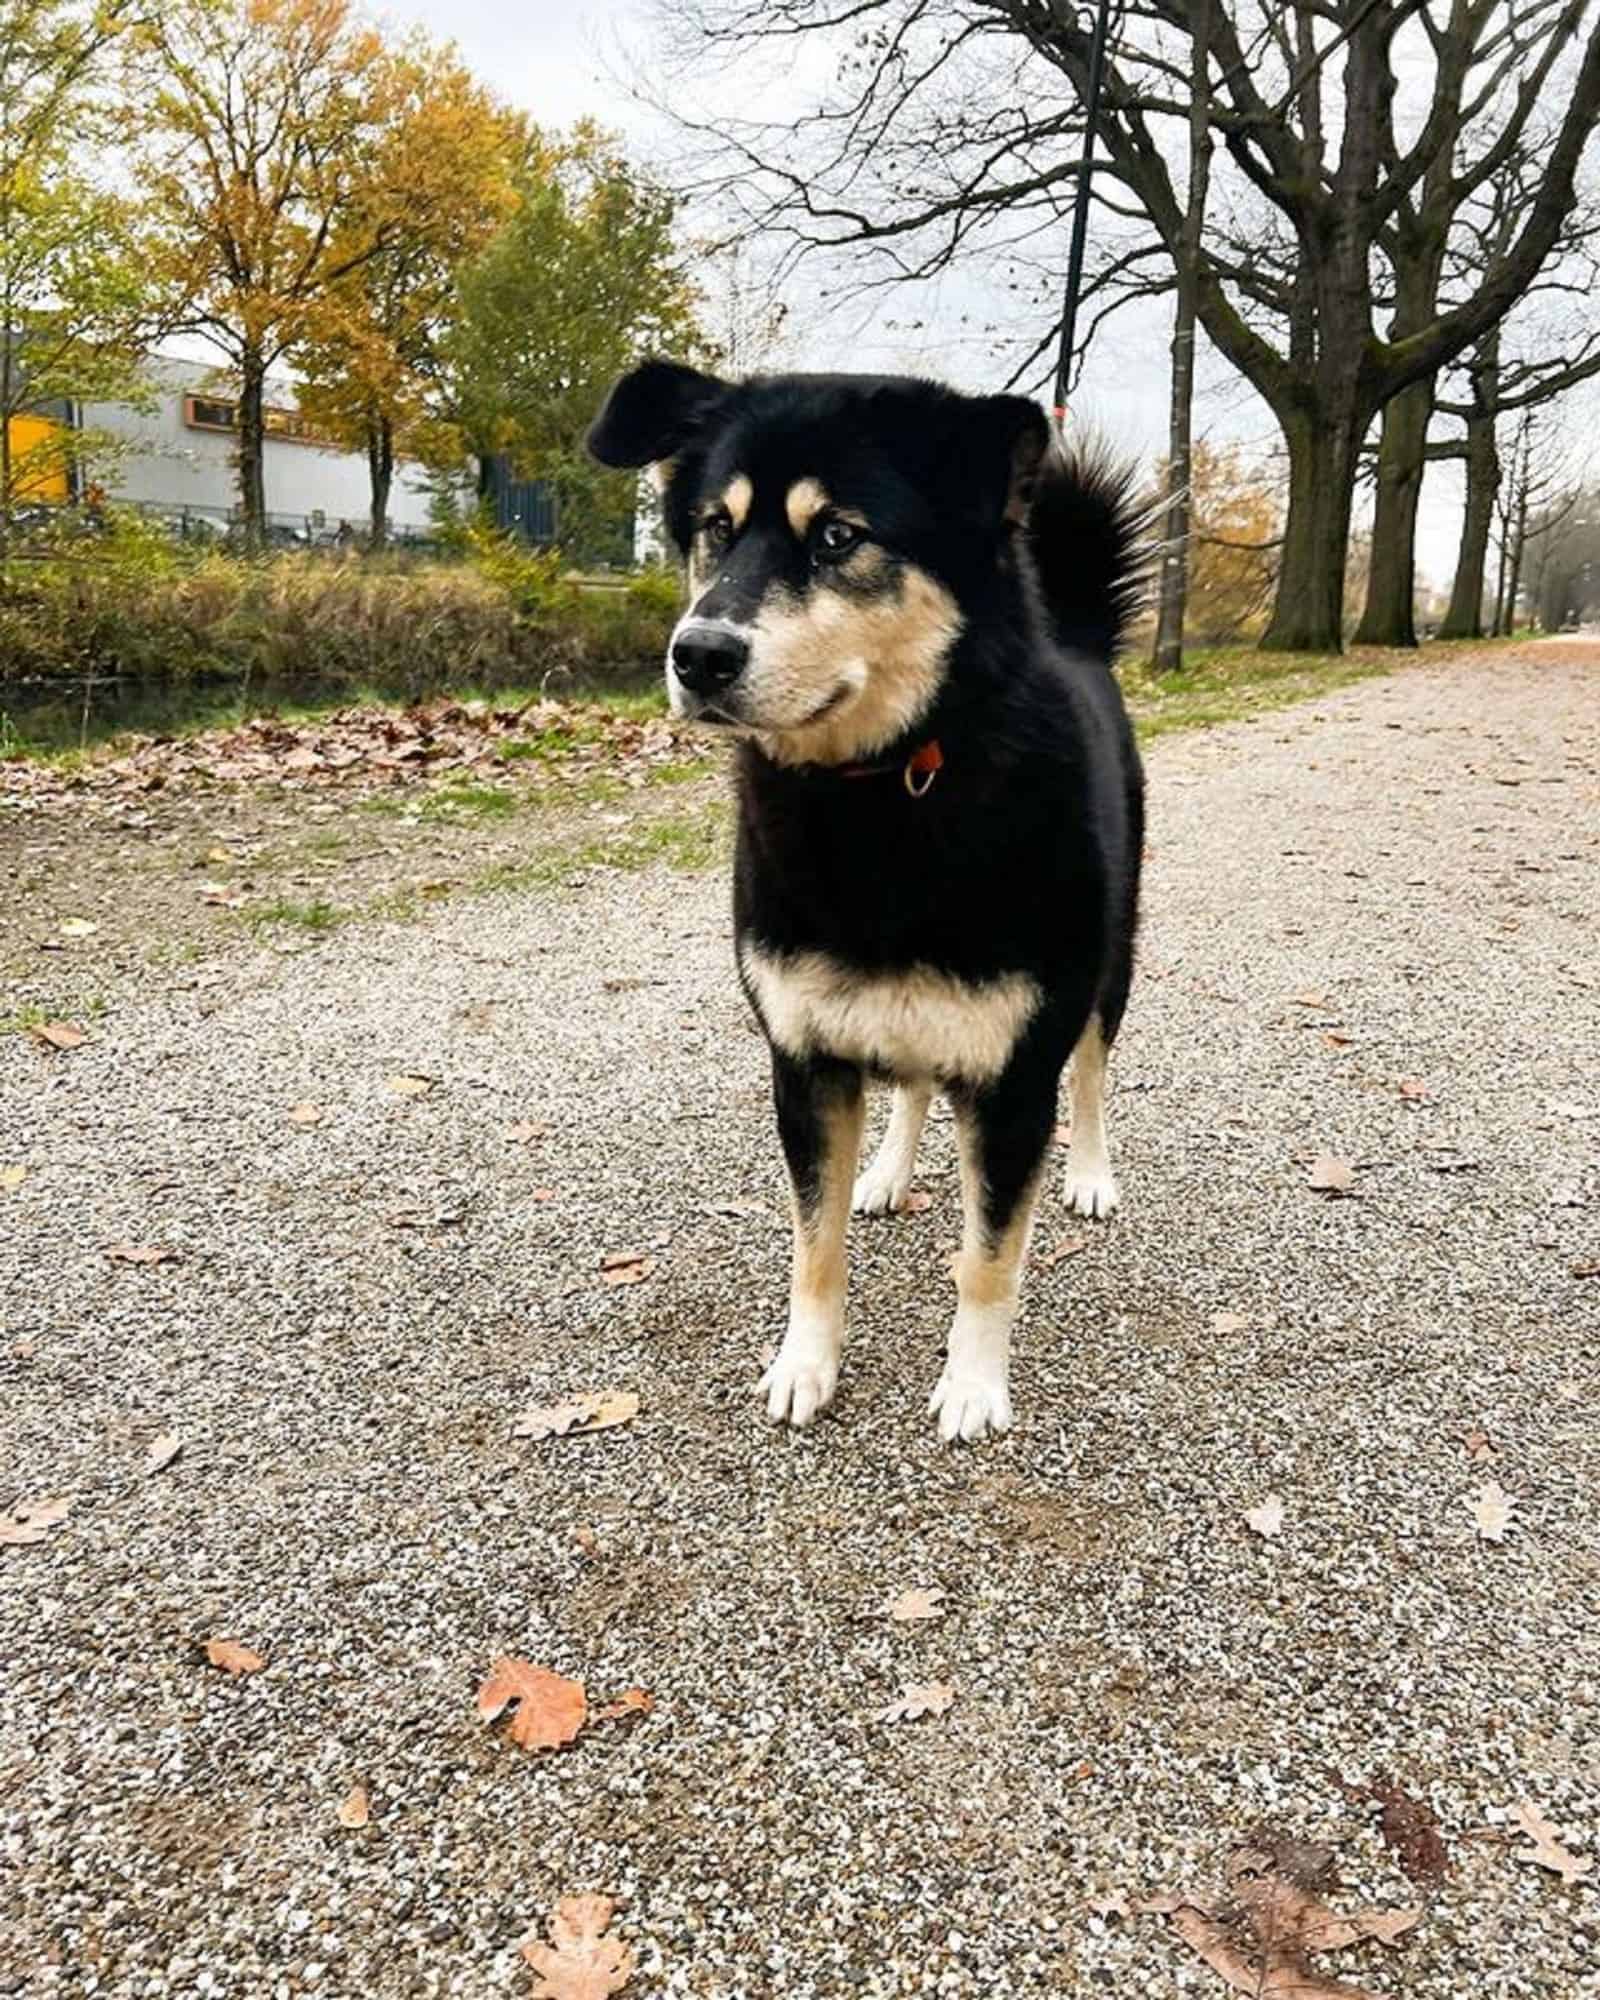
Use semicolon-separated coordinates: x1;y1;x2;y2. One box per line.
1025;440;1149;663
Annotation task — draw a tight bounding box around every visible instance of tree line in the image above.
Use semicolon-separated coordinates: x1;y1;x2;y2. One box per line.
656;0;1600;657
0;0;701;554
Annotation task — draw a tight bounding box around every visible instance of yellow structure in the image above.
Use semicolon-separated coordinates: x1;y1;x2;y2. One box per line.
3;412;70;502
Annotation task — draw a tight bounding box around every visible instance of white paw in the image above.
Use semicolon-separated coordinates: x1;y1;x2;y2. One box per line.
758;1344;839;1427
852;1158;913;1215
1063;1155;1119;1219
927;1366;1013;1444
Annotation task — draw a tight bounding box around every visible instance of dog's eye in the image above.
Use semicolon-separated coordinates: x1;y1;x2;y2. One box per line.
814;518;861;563
704;513;734;551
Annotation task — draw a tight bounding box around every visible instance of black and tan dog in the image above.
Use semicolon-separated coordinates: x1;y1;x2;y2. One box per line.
589;362;1143;1441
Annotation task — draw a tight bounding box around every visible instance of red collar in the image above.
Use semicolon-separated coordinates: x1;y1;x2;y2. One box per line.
836;738;944;797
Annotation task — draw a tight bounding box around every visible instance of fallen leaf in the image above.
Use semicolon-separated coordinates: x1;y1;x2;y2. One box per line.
197;881;245;909
513;1391;640;1442
900;1188;934;1213
598;1252;655;1288
1362;1775;1451;1890
1397;1077;1429;1102
28;1021;89;1051
204;1638;265;1675
1322;1031;1356;1049
1290;990;1330;1008
388;1073;435;1098
1473;1481;1513;1542
1245;1495;1285;1540
520;1894;634;1998
506;1120;548;1143
1037;1232;1090;1267
0;1165;25;1191
337;1783;370;1829
1306;1154;1355;1196
1510;1801;1592;1886
532;1187;559;1203
1462;1427;1496;1464
878;1681;956;1723
10;1337;36;1359
105;1242;178;1267
1211;1310;1249;1334
573;1525;601;1558
477;1658;588;1751
884;1586;945;1623
145;1433;183;1475
592;1688;654;1723
58;918;98;939
0;1495;72;1547
287;1101;324;1127
1572;1260;1600;1279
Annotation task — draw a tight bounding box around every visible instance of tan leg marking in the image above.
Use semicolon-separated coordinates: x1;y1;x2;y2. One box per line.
1062;1018;1119;1219
760;1086;866;1428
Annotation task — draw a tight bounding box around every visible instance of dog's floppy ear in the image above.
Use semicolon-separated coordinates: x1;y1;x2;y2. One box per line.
587;359;730;468
960;393;1051;528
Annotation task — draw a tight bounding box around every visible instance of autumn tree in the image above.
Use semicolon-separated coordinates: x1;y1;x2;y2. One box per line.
1158;440;1282;646
292;40;516;546
443;122;703;564
658;0;1600;653
0;0;150;543
129;0;407;549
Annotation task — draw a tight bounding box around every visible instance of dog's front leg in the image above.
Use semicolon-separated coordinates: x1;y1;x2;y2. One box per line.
759;1048;866;1428
933;1060;1059;1443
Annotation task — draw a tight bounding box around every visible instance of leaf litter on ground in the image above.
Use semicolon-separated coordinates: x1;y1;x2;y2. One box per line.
1510;1801;1592;1886
520;1894;634;1998
513;1390;639;1443
1307;1155;1357;1196
144;1433;183;1475
881;1586;946;1623
1473;1482;1514;1542
1245;1495;1286;1540
878;1682;957;1724
597;1252;655;1288
203;1638;265;1675
0;1495;72;1547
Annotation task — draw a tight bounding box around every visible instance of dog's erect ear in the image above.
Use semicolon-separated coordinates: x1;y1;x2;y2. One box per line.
946;394;1051;529
587;359;731;469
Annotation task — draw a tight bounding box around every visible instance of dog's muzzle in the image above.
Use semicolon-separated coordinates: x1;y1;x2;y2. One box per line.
670;621;749;697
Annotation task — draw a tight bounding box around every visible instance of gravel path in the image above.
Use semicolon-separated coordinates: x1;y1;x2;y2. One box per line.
3;645;1598;1999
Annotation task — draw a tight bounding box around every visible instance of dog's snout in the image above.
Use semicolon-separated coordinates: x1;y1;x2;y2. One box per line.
671;624;749;694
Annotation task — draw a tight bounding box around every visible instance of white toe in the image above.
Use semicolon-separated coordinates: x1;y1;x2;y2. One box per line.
927;1368;1013;1444
758;1349;838;1427
1063;1156;1119;1219
851;1162;912;1215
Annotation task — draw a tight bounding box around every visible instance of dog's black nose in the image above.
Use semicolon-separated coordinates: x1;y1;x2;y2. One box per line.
671;624;749;693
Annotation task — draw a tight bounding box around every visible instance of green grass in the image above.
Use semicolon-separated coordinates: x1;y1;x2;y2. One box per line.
0;1004;50;1035
245;898;347;935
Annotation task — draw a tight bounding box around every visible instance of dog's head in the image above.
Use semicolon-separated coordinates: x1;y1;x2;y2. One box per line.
588;363;1048;765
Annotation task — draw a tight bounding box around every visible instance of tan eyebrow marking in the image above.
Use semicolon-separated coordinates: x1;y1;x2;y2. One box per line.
785;477;831;538
718;473;752;530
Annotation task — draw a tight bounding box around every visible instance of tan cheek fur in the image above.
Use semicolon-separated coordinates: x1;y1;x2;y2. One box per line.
747;563;963;765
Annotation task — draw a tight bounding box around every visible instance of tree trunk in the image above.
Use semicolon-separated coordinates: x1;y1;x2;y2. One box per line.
367;410;392;549
1152;0;1211;674
1506;480;1529;633
1259;407;1364;653
1352;375;1433;647
1491;525;1511;635
236;346;269;552
1437;421;1498;638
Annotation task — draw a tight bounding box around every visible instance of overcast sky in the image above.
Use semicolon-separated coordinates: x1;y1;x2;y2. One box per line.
373;0;1491;592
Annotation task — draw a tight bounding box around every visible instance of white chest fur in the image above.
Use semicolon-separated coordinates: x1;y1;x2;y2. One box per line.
740;943;1041;1083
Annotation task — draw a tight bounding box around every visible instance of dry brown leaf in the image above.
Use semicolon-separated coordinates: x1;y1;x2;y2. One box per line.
1331;1773;1451;1890
145;1433;183;1475
901;1188;934;1213
388;1073;435;1098
885;1586;946;1623
1307;1155;1356;1196
506;1120;548;1143
197;881;245;909
1572;1260;1600;1280
1473;1481;1513;1542
1322;1031;1356;1049
1211;1310;1249;1334
1397;1077;1429;1102
204;1638;265;1675
477;1658;588;1751
1511;1802;1592;1886
0;1494;72;1547
105;1242;178;1267
288;1101;324;1127
336;1783;371;1829
1038;1232;1090;1268
1245;1495;1285;1540
573;1525;601;1558
29;1021;89;1051
1290;990;1330;1008
1462;1427;1496;1463
520;1894;634;1998
514;1390;639;1442
598;1253;655;1288
0;1165;25;1192
592;1688;654;1723
878;1681;957;1723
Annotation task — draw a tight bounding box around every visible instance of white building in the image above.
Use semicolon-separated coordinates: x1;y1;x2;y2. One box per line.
82;355;443;540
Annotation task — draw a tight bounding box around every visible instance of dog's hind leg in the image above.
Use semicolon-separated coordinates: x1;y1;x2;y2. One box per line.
852;1081;933;1215
1062;1016;1119;1219
930;1065;1056;1443
759;1048;866;1428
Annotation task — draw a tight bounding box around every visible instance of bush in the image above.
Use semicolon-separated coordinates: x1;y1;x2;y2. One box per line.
0;526;682;693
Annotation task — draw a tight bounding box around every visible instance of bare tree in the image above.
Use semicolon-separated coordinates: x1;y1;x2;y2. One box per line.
656;0;1600;653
